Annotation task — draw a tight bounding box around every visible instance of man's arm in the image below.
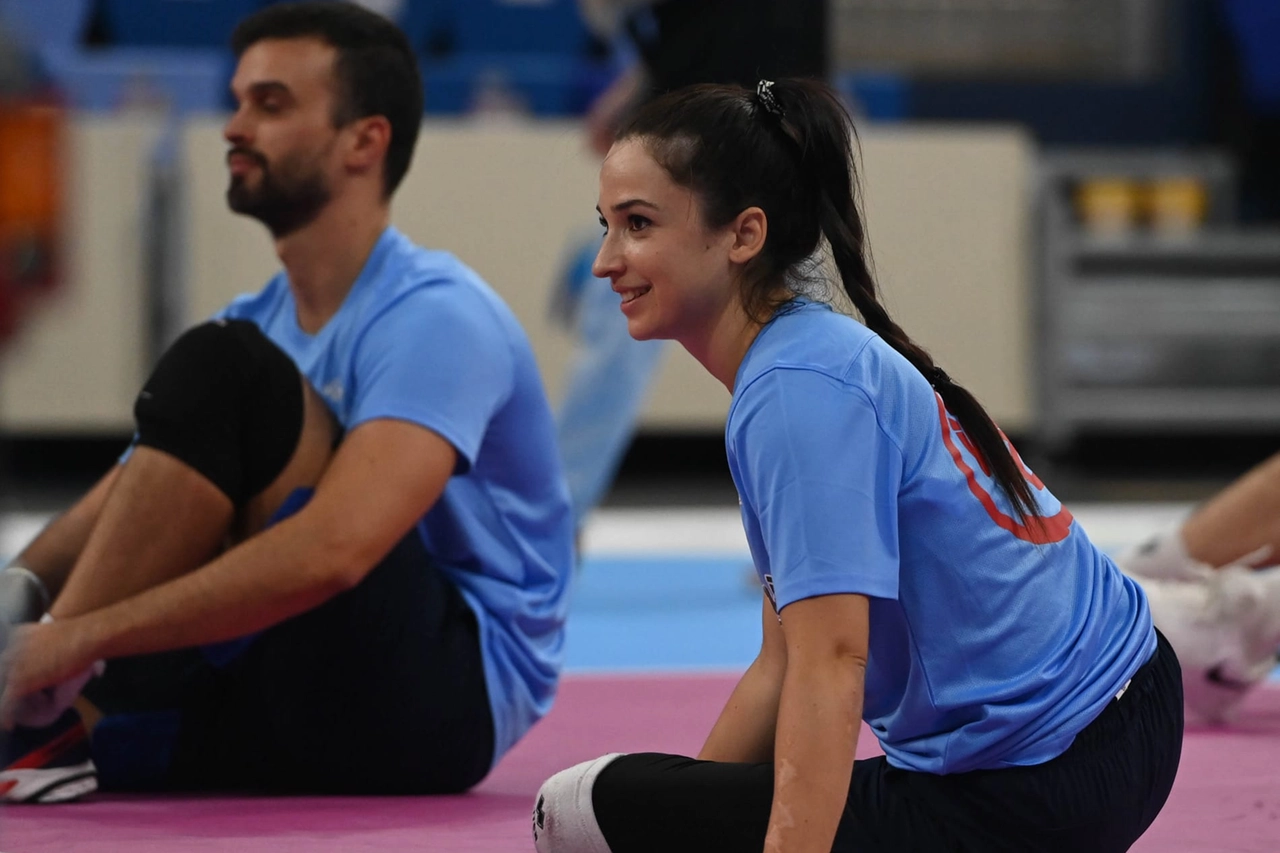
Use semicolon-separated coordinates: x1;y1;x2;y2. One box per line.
697;593;786;763
2;419;455;700
765;593;868;853
11;466;120;602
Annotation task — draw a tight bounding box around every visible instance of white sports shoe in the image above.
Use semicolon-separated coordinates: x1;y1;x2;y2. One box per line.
1128;563;1280;724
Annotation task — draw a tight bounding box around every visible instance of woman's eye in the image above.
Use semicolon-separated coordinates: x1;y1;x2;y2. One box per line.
628;215;650;232
598;216;608;234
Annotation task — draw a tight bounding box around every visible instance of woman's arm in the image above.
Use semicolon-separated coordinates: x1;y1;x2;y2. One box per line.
698;594;787;763
765;593;869;853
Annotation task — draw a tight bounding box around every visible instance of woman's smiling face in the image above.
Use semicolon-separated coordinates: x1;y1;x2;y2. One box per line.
592;139;743;345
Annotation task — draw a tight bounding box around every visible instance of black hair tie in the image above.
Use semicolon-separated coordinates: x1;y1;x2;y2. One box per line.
930;367;952;389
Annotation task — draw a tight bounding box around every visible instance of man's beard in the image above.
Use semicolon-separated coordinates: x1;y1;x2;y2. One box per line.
226;148;332;239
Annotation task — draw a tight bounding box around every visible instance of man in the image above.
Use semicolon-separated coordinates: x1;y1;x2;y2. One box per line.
0;1;572;802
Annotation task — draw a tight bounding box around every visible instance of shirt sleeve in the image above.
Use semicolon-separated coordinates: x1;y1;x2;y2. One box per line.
348;288;514;473
732;367;903;610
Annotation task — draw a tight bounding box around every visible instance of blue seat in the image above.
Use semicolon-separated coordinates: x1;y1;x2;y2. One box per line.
100;0;265;48
41;47;232;114
0;0;92;51
448;0;590;55
422;52;609;116
397;0;451;55
838;72;910;122
1224;0;1280;110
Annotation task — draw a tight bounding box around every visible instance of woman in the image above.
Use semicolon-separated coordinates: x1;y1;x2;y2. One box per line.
533;79;1182;853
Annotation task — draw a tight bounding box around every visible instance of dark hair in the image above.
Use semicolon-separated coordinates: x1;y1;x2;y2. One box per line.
231;1;423;197
618;80;1042;525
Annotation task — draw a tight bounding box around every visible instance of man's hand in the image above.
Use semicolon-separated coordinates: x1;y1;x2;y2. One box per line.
0;618;102;728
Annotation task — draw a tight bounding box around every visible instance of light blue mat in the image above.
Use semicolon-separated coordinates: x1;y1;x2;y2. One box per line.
565;555;1280;682
565;556;761;672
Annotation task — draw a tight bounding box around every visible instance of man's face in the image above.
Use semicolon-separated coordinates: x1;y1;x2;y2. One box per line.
223;38;345;237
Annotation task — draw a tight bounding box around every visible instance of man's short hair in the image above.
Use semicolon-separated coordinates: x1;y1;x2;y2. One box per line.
232;1;423;197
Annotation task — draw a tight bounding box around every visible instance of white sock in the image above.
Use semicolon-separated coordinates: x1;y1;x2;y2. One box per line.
533;753;624;853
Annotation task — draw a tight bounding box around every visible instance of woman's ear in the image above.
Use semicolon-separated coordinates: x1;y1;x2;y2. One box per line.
727;206;767;265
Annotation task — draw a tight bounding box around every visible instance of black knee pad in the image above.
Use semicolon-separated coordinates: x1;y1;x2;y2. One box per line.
134;319;304;507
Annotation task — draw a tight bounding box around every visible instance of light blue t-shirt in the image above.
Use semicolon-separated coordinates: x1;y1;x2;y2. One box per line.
218;227;573;766
727;299;1154;775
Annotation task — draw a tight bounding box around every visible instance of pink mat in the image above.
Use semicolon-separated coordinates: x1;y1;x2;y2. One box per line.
4;677;1279;852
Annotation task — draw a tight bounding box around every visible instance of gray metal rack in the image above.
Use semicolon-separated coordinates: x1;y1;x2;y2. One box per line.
1036;151;1280;450
832;0;1167;81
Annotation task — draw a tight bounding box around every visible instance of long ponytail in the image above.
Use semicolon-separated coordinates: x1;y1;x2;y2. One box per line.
620;79;1042;524
773;79;1042;524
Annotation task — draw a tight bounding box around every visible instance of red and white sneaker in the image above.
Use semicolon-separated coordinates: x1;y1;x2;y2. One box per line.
0;708;97;803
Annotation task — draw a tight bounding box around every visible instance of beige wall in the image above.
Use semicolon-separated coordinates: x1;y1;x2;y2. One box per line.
183;118;732;429
0;117;160;432
0;115;1034;435
858;127;1033;430
183;117;1035;432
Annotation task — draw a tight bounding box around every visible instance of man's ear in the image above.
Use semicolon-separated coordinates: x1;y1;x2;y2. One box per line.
345;115;391;178
727;206;767;265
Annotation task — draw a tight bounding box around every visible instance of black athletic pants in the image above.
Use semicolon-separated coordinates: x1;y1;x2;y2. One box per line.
84;518;494;796
594;630;1182;853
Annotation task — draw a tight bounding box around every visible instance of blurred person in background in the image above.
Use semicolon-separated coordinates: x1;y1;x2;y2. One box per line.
0;1;572;803
553;0;827;534
1117;451;1280;725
